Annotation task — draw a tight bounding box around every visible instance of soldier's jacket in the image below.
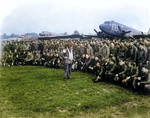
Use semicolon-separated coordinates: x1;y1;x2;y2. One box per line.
118;46;127;60
137;49;147;63
146;43;150;61
6;56;13;66
104;61;114;72
89;59;96;67
127;45;138;62
2;52;8;61
80;57;86;66
117;64;127;77
110;47;117;57
95;62;105;77
140;71;148;81
80;46;87;55
73;45;80;58
126;61;137;77
14;56;23;66
86;46;94;56
85;57;91;66
41;54;46;61
108;63;118;75
60;49;73;64
130;66;139;78
45;54;52;63
25;53;33;61
100;45;110;60
34;53;40;61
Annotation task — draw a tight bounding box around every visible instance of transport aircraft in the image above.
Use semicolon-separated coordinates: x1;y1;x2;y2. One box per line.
38;20;150;40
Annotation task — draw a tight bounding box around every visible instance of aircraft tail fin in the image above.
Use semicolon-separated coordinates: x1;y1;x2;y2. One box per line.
148;28;150;34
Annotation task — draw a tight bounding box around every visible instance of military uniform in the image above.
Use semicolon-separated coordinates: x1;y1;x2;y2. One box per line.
25;52;34;65
118;43;127;61
114;60;127;83
33;52;41;66
93;62;105;82
41;52;46;66
82;54;91;72
6;54;13;66
105;57;118;82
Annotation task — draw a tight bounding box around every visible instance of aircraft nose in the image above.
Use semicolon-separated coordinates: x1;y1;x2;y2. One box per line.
99;24;105;31
99;24;110;32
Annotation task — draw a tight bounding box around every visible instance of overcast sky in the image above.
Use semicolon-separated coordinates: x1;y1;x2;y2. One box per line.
0;0;150;35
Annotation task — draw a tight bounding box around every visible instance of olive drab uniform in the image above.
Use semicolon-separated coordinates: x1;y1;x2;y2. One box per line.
88;56;96;73
33;52;41;66
93;62;105;82
100;44;110;61
114;61;127;83
82;55;91;72
80;55;86;70
41;52;46;66
25;52;34;65
118;43;127;61
106;58;118;82
6;54;13;66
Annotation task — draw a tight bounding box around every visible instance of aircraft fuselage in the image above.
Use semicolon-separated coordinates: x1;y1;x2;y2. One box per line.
99;21;142;38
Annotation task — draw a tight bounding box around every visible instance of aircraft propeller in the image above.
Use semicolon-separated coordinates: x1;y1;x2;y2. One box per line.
94;29;103;37
118;26;131;37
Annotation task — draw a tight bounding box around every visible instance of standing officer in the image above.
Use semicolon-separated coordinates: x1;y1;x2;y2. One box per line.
60;43;74;81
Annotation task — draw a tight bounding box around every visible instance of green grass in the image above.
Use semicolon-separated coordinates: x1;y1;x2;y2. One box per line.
0;66;150;118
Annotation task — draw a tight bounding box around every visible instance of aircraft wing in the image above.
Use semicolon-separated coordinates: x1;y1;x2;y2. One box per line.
38;34;84;40
38;34;98;40
133;34;150;39
82;34;98;39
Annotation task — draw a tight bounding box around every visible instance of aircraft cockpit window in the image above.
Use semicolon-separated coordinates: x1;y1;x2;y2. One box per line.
104;22;110;25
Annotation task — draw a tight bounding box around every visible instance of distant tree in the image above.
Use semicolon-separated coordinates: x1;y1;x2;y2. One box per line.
1;33;7;39
10;33;15;37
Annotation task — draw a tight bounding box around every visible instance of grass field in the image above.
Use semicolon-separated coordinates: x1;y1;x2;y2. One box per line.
0;66;150;118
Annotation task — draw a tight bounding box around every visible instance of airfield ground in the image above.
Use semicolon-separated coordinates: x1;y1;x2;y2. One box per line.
0;66;150;118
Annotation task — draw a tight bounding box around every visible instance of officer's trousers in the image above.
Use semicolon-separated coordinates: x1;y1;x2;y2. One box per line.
64;63;72;78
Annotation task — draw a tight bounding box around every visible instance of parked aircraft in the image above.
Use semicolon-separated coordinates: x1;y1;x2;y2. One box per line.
38;20;150;40
38;30;96;40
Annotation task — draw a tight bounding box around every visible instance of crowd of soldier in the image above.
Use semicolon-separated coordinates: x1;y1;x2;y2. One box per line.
1;38;150;92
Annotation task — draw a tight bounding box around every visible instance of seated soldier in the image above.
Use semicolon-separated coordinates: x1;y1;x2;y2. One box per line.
71;57;78;71
45;52;51;67
41;51;46;66
82;54;91;72
105;56;118;82
25;51;34;65
80;54;86;70
33;51;41;66
132;66;148;91
6;54;13;66
54;53;62;69
88;56;95;73
122;60;137;88
92;62;104;82
114;59;127;83
14;54;23;66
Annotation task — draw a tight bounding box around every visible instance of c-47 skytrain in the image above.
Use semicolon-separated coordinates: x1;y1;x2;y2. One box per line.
38;20;150;40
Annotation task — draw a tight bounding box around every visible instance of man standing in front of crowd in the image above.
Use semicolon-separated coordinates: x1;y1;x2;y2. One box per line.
60;43;74;81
